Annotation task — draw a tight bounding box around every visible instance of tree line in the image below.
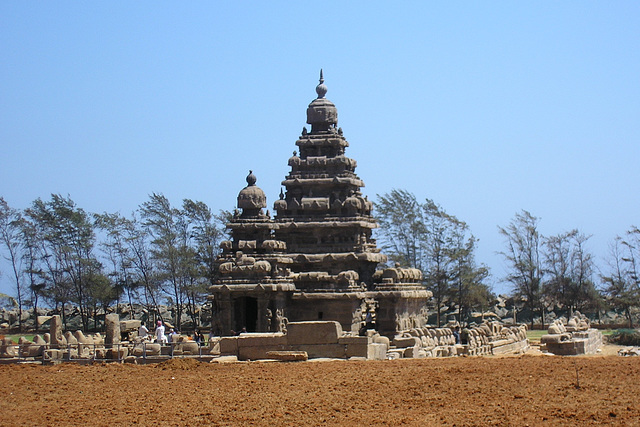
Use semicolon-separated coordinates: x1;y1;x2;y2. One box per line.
0;194;227;332
2;191;639;332
499;210;640;328
374;190;640;328
375;189;491;327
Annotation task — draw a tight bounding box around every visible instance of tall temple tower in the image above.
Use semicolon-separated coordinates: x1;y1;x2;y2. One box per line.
209;72;431;338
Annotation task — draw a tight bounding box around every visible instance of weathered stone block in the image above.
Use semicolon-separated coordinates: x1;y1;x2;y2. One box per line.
290;343;345;359
373;335;390;350
207;339;221;355
107;346;128;360
45;349;63;360
177;341;200;355
403;346;422;358
492;340;527;355
393;336;420;348
338;335;370;345
541;334;571;344
491;339;510;348
132;345;144;357
286;321;342;345
219;337;239;355
239;345;288;361
346;343;368;358
64;331;78;346
367;343;387;360
144;343;161;356
266;351;308;361
238;333;287;347
19;336;45;358
387;350;402;359
124;356;138;364
210;355;238;363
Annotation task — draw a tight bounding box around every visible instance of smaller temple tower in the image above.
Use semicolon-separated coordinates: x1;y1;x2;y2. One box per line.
208;172;296;335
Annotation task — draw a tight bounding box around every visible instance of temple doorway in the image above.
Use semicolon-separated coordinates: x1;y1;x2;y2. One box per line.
234;297;258;332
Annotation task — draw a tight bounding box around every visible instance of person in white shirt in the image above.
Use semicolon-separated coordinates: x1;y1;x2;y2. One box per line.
155;320;167;344
138;321;150;339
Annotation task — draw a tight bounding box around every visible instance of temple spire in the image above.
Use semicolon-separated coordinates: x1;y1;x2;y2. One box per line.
316;69;327;99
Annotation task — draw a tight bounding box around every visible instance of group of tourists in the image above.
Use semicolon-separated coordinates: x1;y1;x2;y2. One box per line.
137;320;206;345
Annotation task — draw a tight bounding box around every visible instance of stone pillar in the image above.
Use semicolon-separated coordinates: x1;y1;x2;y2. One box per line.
105;313;121;346
49;315;64;349
213;294;233;336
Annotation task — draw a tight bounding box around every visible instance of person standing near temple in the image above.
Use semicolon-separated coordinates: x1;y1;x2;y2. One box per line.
138;321;150;339
155;320;167;344
194;329;204;345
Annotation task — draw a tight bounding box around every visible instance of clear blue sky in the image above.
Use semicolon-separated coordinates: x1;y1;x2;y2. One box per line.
1;3;639;296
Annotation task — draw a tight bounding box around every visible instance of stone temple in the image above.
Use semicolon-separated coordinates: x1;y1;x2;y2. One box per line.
209;71;431;338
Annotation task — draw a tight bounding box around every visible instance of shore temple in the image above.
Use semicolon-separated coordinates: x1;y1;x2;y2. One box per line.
209;72;431;338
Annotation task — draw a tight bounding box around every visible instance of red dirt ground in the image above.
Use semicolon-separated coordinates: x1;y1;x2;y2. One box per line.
1;353;639;426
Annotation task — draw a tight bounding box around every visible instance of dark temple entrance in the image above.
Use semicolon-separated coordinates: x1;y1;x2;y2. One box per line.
234;297;258;332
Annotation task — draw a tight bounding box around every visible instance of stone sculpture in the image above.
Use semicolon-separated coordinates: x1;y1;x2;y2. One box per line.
541;315;602;355
0;337;18;358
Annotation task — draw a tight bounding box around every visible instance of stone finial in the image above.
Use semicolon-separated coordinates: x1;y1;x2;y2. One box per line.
246;170;257;186
238;170;267;211
316;69;327;99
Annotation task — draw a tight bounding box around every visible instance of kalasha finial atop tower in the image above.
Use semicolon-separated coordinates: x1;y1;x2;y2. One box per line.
246;170;257;186
237;170;266;214
307;70;337;132
316;69;328;99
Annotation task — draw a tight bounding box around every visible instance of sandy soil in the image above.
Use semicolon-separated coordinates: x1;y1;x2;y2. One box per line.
1;348;639;426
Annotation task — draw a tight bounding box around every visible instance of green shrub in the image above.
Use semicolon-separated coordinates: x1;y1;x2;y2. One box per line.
609;329;640;346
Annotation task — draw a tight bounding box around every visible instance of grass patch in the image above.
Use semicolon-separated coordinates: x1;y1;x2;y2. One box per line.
526;330;547;341
2;334;35;344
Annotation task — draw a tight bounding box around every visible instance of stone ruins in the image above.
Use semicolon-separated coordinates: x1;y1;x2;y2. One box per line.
2;72;609;364
540;312;603;355
1;314;531;363
209;71;429;339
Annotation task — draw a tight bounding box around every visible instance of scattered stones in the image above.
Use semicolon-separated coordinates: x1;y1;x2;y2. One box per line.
618;347;640;357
